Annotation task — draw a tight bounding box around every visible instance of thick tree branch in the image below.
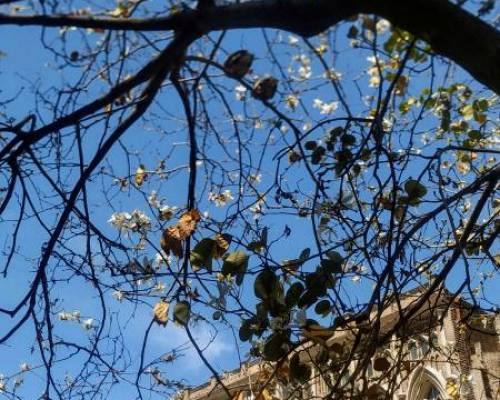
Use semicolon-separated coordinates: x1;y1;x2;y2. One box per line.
0;0;498;92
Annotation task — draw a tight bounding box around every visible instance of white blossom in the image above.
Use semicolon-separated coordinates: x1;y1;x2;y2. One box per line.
288;35;299;45
376;19;391;34
297;65;312;80
112;290;125;302
148;191;160;208
159;204;177;220
108;210;151;232
313;98;339;114
154;251;171;268
208;190;234;207
235;85;247;101
249;173;262;184
108;211;132;231
20;363;30;372
81;318;93;330
285;94;299;110
153;281;166;293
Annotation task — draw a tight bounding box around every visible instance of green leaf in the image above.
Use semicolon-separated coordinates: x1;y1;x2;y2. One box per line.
440;109;451;131
468;130;482;140
404;179;427;199
290;353;311;382
347;25;358;39
311;146;326;165
493;254;500;267
285;282;305;308
222;250;249;285
281;248;310;273
256;302;268;319
299;248;311;261
248;227;268;253
173;301;190;326
263;332;288;361
329;127;344;140
254;268;280;301
341;134;356;146
212;311;222;320
239;319;253;342
321;251;344;273
304;141;317;151
298;290;318;309
190;238;216;272
315;299;331;316
305;271;328;297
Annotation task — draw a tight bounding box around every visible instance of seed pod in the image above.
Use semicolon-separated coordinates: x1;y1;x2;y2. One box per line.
252;77;278;101
224;50;254;79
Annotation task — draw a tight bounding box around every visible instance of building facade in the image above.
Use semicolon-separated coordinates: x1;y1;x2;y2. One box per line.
181;287;499;400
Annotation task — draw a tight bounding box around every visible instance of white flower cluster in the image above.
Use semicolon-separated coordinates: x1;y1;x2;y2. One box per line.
313;98;339;114
58;310;94;330
108;209;151;232
208;190;234;207
249;196;266;219
148;191;178;220
289;54;312;80
285;94;299;110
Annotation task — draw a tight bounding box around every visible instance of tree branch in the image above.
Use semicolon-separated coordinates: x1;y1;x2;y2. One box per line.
0;0;498;92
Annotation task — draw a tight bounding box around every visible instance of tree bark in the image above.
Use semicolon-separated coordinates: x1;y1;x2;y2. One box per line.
199;0;500;93
0;0;499;92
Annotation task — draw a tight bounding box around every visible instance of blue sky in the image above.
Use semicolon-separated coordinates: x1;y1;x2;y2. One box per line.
0;7;499;400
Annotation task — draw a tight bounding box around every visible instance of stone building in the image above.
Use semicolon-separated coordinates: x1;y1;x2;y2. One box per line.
181;286;499;400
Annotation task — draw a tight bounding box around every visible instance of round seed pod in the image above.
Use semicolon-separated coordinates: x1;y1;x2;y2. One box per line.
224;50;254;79
252;77;278;101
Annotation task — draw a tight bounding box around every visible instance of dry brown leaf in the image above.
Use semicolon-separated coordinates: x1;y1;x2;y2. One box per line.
276;362;290;379
161;226;183;258
153;300;169;326
231;391;244;400
178;209;201;239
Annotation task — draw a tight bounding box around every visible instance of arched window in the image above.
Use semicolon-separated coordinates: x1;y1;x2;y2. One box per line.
407;367;446;400
425;385;442;400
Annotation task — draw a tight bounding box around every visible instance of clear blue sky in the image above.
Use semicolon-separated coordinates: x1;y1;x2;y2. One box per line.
0;8;499;400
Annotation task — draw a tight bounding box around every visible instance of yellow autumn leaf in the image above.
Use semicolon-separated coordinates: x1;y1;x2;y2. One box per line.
153;300;170;326
459;104;474;120
446;378;459;399
255;388;272;400
108;3;130;18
